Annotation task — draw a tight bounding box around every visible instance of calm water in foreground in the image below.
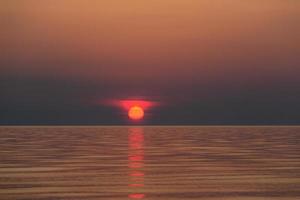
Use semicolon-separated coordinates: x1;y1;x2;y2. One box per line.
0;126;299;200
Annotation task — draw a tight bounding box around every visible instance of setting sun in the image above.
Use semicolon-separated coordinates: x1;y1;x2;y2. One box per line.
106;99;156;121
128;106;144;120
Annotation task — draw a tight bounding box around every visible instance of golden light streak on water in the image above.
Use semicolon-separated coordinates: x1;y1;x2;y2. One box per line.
128;127;145;199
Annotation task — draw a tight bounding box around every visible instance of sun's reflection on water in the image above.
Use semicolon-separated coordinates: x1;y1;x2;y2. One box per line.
128;127;145;199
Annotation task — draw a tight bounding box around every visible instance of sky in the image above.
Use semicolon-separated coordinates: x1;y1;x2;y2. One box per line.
1;0;300;125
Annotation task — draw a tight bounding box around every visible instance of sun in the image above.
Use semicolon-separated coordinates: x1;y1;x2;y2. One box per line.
128;106;144;120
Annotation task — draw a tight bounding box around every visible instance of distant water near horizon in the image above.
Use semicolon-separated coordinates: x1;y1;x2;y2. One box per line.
0;126;299;200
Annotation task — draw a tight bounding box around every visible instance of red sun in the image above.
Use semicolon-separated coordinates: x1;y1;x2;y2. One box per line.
103;99;158;121
128;106;144;120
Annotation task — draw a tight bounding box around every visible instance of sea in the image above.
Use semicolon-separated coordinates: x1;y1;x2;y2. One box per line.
0;126;299;200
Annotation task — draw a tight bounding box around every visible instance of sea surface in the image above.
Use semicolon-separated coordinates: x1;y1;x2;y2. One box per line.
0;126;299;200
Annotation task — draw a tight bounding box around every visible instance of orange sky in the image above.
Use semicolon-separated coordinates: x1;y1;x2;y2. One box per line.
2;0;299;81
0;0;300;124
